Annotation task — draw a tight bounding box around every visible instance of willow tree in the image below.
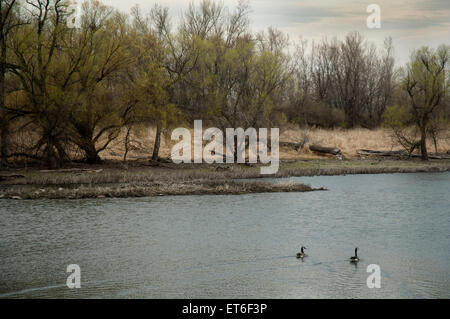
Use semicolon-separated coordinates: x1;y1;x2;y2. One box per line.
131;4;198;162
64;0;131;163
404;45;449;160
0;0;26;167
129;8;176;162
8;0;74;167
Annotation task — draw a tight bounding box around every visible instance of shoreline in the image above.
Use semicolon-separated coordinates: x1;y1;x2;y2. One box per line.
0;181;322;200
1;159;449;200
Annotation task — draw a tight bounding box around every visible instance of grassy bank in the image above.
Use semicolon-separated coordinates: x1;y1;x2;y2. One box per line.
1;158;449;200
0;180;320;200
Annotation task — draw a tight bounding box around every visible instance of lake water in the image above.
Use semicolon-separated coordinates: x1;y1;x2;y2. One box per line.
0;172;449;298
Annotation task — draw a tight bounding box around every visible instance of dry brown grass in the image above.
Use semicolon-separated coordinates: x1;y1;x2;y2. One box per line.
280;127;450;159
3;158;448;187
8;125;449;163
102;127;450;162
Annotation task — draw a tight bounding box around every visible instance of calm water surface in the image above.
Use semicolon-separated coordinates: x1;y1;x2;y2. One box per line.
0;172;449;298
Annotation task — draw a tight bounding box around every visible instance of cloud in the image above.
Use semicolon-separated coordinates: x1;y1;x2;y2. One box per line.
251;1;348;26
416;0;450;11
382;15;450;30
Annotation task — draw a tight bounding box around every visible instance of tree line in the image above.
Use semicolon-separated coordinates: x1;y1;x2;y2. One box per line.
0;0;448;168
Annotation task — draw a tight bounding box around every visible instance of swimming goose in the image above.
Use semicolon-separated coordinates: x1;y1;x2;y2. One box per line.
349;248;359;262
296;246;307;258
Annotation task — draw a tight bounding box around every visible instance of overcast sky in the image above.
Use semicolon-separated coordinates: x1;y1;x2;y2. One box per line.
96;0;450;65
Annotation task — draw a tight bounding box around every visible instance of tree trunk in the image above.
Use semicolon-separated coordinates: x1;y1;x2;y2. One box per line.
420;126;428;161
152;123;162;162
82;142;102;164
123;126;132;162
55;141;70;165
0;125;8;168
0;42;8;168
431;131;438;153
45;141;58;170
345;103;355;128
73;125;102;164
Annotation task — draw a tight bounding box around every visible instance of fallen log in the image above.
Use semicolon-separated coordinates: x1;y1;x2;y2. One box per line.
280;142;303;151
357;149;407;157
309;144;342;156
357;149;450;160
39;168;103;173
215;165;233;172
409;153;450;160
0;174;26;182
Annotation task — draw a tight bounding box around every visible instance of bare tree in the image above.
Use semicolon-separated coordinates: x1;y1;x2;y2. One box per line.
306;32;395;128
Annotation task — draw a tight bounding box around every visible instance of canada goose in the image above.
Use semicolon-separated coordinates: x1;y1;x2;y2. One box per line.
349;248;359;262
296;246;307;258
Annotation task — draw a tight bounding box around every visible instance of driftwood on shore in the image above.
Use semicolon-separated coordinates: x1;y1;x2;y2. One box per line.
309;144;343;159
357;149;405;157
280;142;304;151
357;149;450;160
39;168;104;173
0;174;26;182
215;165;234;171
